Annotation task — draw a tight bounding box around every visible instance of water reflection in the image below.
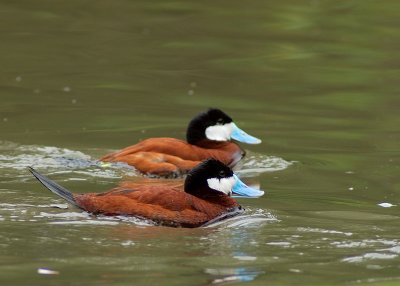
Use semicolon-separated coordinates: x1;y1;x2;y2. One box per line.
201;220;270;284
204;267;262;285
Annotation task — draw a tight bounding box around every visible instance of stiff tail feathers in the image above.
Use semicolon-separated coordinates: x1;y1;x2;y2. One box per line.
28;167;82;209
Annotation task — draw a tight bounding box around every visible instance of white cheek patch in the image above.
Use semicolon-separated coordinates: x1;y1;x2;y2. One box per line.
205;123;234;141
207;176;235;196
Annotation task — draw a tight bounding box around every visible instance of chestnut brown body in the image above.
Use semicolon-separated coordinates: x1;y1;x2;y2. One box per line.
28;159;248;228
75;186;241;227
101;138;244;176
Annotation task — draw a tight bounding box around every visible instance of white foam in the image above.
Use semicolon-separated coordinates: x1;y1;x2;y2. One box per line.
267;241;292;247
38;211;90;219
342;252;398;263
48;220;119;226
203;210;278;228
297;227;353;236
0;141;137;182
378;202;396;208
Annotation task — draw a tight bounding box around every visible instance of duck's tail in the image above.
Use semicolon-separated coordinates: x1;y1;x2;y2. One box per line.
28;167;81;209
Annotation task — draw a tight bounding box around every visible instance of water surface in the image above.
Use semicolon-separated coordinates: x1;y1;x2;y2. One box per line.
1;1;400;285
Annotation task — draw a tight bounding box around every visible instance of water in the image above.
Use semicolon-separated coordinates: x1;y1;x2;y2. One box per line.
1;1;400;285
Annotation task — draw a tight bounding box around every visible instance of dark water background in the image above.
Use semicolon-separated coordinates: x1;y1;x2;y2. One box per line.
1;1;399;285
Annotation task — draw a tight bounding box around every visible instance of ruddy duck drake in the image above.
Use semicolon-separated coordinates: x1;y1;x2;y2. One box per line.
100;108;261;177
29;159;264;228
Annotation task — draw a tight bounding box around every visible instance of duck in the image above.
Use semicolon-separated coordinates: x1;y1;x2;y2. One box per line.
28;159;264;228
100;108;261;177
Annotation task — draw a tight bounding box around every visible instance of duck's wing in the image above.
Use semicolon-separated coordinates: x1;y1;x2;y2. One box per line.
74;189;211;227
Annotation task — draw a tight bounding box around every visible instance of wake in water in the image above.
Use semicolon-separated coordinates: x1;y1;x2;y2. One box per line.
0;200;276;228
0;141;137;182
52;208;278;228
236;151;293;177
202;208;278;228
0;141;293;183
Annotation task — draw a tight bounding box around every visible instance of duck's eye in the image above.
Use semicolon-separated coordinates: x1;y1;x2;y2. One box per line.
219;170;226;177
217;118;224;125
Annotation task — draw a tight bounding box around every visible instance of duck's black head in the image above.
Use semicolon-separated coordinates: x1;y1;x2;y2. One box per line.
186;108;261;145
186;108;233;145
184;158;266;198
184;158;235;198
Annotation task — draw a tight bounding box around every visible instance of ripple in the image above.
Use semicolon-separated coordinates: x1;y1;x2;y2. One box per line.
381;246;400;254
0;141;137;182
335;239;400;264
266;241;292;247
332;239;398;249
0;141;290;182
342;252;398;263
236;151;293;176
203;209;278;228
297;227;353;236
32;209;155;227
37;268;59;275
48;220;120;226
46;215;155;226
233;255;257;261
98;215;156;226
37;211;91;219
377;202;397;208
205;267;262;284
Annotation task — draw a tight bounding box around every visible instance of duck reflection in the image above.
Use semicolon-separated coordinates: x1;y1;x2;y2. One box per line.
198;214;272;285
204;267;262;285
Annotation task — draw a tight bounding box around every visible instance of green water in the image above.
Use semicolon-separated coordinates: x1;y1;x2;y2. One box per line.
1;1;400;285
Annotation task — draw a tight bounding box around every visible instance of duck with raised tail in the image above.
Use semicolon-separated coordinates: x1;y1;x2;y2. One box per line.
29;159;264;228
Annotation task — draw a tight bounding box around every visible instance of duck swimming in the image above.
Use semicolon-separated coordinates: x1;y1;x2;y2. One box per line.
29;159;264;228
100;108;261;177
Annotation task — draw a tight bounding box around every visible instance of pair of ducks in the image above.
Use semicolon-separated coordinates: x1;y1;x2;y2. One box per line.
30;109;264;228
